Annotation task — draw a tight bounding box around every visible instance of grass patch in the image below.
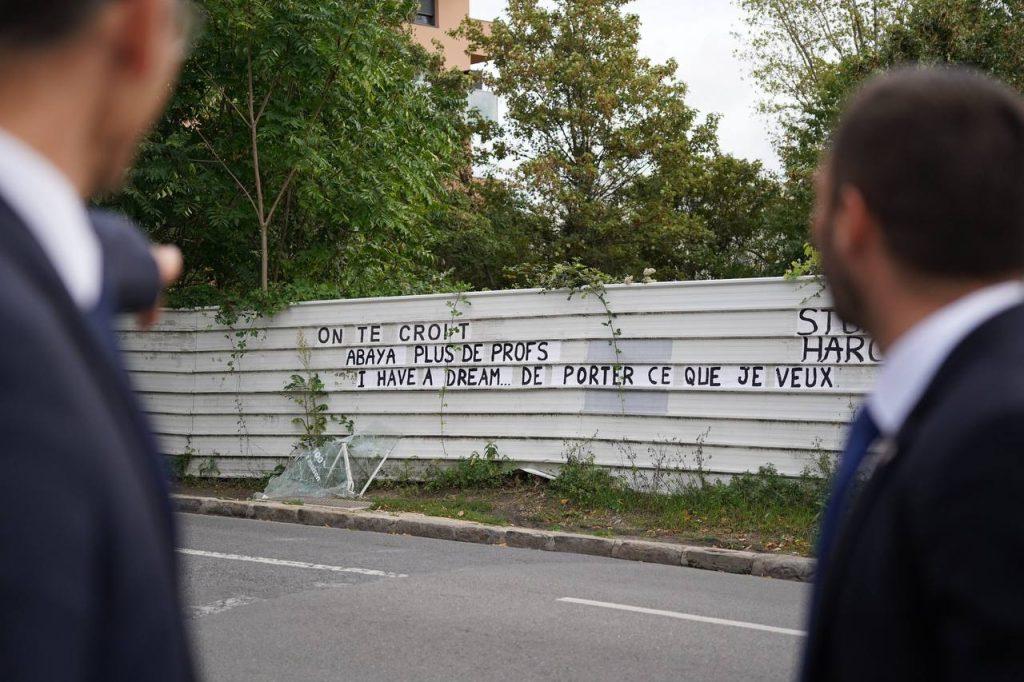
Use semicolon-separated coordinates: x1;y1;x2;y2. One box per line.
174;443;835;556
371;496;508;526
548;450;831;554
370;445;835;556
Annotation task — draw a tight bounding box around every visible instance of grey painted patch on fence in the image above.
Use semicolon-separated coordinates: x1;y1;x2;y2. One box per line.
586;339;674;364
584;340;672;415
583;390;669;415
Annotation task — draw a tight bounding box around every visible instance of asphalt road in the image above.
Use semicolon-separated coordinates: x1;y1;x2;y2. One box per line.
179;513;810;681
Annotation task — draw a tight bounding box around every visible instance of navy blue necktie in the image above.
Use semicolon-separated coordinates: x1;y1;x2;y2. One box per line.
816;407;881;577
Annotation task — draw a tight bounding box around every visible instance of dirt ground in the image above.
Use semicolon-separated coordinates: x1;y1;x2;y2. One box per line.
174;477;265;500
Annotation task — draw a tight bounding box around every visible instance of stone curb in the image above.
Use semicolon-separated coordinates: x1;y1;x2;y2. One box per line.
173;495;815;583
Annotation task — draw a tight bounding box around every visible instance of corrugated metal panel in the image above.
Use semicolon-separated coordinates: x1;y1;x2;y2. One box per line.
119;277;875;476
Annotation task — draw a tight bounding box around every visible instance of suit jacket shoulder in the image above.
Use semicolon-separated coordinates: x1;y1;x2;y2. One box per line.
899;303;1024;505
805;303;1024;682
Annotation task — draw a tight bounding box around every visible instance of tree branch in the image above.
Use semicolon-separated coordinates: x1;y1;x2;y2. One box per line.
196;64;250;126
192;125;259;215
254;68;285;126
809;0;848;57
247;47;266;224
263;166;301;229
771;0;820;81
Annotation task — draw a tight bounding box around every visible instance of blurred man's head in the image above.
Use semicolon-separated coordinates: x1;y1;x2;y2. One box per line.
813;66;1024;346
0;0;194;196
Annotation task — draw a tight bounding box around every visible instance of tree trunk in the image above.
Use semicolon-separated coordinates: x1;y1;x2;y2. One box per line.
260;221;269;292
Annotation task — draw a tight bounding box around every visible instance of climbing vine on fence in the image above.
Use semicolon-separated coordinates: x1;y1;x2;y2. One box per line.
438;291;472;457
220;309;265;459
284;331;353;451
534;261;630;413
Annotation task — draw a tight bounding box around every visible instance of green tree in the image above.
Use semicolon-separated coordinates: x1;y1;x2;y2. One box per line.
742;0;1024;171
737;0;904;117
883;1;1024;89
111;0;473;307
461;0;738;280
430;178;553;290
738;0;1024;274
770;1;1022;153
658;154;808;280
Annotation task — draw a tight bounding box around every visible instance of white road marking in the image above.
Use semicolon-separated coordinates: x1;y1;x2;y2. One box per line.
178;549;408;578
557;597;806;637
191;595;261;618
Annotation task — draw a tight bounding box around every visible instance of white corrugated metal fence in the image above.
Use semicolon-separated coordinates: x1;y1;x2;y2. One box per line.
119;277;876;477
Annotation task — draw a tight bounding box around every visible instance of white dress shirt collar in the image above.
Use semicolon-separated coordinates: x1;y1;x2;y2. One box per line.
0;127;102;310
867;280;1024;436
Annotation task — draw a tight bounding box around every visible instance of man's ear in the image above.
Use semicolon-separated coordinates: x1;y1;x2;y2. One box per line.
832;185;879;261
100;0;160;77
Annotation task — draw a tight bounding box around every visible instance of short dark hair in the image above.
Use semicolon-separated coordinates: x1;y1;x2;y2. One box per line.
831;66;1024;278
0;0;109;47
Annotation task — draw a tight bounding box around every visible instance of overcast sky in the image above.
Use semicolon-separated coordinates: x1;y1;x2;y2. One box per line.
469;0;780;171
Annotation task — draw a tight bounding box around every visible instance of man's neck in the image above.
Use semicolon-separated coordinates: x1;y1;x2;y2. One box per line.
0;61;97;198
870;276;1021;352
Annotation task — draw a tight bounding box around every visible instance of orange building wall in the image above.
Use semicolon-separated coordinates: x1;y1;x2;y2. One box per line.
408;0;489;71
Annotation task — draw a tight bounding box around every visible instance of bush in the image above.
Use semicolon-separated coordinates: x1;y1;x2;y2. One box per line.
549;449;625;509
802;445;838;515
424;443;515;492
677;465;818;518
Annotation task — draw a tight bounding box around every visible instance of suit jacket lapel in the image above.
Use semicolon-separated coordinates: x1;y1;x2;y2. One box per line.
0;197;173;541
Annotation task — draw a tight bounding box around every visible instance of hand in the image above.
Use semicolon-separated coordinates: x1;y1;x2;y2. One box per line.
136;245;183;329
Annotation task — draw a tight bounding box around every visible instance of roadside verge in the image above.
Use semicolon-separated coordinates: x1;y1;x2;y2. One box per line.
175;494;815;583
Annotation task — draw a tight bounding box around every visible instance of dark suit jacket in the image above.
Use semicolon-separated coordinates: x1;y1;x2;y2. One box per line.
90;208;162;314
802;303;1024;681
0;198;194;681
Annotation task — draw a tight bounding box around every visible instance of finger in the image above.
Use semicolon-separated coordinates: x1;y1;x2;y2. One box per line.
151;245;183;287
137;306;159;330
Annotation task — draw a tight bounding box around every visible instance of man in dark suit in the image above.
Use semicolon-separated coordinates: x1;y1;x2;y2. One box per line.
802;66;1024;680
0;1;196;680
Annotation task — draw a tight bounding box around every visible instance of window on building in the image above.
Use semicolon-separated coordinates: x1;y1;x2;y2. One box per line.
414;0;437;26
